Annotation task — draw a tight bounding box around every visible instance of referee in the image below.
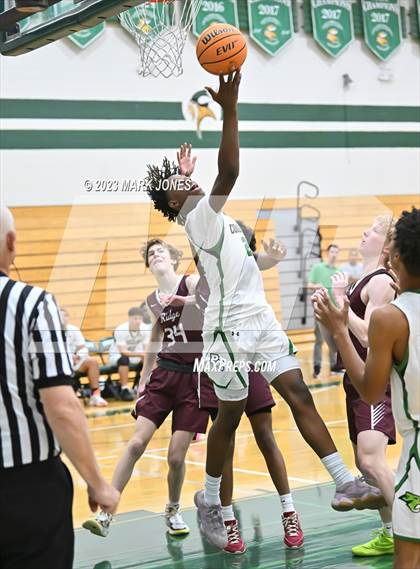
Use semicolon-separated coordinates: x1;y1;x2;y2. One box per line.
0;207;120;569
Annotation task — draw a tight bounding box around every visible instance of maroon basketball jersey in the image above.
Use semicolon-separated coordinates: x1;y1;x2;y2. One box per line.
346;267;392;362
342;267;396;442
147;275;204;365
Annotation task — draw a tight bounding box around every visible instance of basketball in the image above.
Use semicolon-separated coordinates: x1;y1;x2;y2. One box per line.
196;23;247;75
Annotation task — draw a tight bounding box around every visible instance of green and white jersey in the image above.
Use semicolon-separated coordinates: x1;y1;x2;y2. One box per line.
185;196;268;330
390;291;420;438
391;290;420;542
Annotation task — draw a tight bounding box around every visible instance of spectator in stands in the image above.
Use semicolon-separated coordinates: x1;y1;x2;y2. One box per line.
60;309;107;407
308;244;342;378
108;307;147;401
340;249;363;284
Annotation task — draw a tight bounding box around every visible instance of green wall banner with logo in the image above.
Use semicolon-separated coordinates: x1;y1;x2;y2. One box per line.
119;3;170;41
193;0;239;36
248;0;294;55
68;24;106;49
310;0;354;56
361;0;402;60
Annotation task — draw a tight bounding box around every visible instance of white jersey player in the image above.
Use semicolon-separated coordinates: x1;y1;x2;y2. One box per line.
144;72;384;550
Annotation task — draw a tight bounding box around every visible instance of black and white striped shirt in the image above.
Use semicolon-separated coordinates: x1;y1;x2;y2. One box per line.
0;271;73;469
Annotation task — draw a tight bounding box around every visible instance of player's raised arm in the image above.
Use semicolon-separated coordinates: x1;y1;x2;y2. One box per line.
206;71;241;212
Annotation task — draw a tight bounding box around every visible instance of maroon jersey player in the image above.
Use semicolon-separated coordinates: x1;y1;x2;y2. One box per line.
330;216;397;557
83;239;210;538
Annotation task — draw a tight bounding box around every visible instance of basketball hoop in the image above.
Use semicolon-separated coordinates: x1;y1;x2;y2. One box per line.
119;0;202;78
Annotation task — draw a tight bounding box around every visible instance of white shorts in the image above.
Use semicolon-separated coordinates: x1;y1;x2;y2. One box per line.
393;432;420;542
202;307;300;402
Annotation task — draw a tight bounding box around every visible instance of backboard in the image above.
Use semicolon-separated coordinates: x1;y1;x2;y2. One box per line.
0;0;145;55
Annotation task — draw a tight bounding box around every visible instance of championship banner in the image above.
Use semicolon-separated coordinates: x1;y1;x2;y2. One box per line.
361;0;402;60
310;0;354;57
248;0;294;55
68;23;106;49
193;0;239;37
120;2;170;41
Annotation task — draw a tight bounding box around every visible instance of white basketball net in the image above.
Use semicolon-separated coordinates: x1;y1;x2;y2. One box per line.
119;0;202;78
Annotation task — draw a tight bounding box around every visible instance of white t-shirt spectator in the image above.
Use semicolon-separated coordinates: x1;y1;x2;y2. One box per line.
109;321;147;365
340;262;363;282
65;324;89;371
140;321;152;347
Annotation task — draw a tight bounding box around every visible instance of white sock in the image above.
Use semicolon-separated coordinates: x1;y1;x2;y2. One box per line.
121;385;130;390
280;493;295;514
321;452;354;487
383;522;393;536
168;501;179;509
204;473;221;506
221;505;235;522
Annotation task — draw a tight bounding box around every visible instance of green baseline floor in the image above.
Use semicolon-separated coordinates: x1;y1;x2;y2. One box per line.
74;483;394;569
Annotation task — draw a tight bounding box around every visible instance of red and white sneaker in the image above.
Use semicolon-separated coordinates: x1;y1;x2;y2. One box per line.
282;512;304;549
224;519;247;555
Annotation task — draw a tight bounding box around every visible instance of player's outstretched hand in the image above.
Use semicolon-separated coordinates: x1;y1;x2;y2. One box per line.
310;287;328;306
88;480;120;515
331;271;349;309
205;70;241;111
262;238;287;261
159;293;196;307
313;289;349;333
177;143;197;177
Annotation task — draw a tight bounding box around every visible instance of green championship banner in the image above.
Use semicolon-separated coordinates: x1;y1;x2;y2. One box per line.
68;24;105;49
361;0;402;60
120;3;170;40
248;0;294;55
193;0;239;37
311;0;354;56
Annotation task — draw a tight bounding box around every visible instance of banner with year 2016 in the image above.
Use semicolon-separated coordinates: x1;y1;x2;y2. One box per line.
310;0;354;57
248;0;294;56
193;0;239;36
361;0;402;60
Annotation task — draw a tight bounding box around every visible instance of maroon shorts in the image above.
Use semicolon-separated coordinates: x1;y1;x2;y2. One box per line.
133;366;210;434
198;370;275;419
344;374;396;445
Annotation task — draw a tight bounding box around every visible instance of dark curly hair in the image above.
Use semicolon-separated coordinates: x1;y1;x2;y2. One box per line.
141;238;183;271
144;157;179;223
394;207;420;276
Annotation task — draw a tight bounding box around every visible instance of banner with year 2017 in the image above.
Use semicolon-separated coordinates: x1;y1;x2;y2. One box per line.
310;0;354;57
248;0;294;55
361;0;402;60
193;0;239;36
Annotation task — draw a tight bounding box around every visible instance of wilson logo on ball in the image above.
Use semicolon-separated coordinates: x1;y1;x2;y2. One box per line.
202;28;233;45
196;23;247;76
